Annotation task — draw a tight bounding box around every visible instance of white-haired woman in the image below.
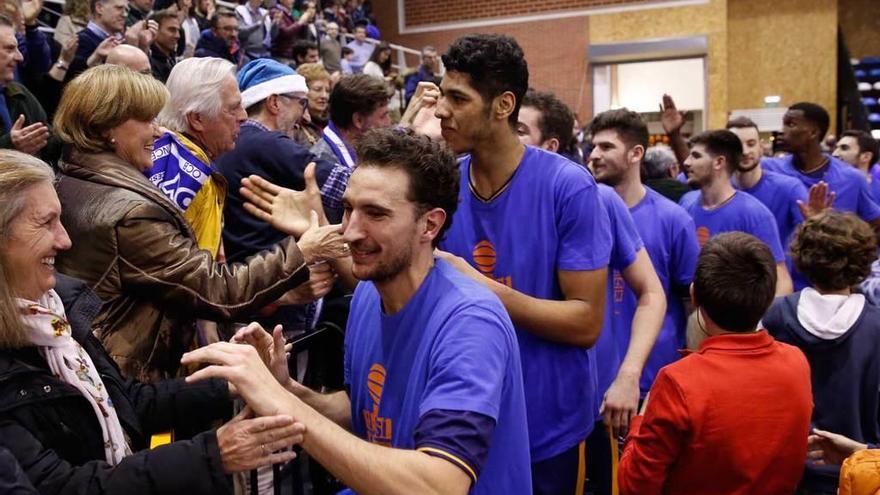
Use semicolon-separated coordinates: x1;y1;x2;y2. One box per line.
52;64;346;381
0;149;306;493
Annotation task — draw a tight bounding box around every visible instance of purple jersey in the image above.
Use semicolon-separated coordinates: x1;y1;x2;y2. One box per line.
762;154;880;222
345;259;531;494
738;170;807;252
680;190;785;262
441;146;612;462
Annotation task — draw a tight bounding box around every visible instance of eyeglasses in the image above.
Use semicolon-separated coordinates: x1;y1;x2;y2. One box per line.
278;93;309;109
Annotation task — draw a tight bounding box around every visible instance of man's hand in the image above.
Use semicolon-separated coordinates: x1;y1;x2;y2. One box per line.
232;323;293;386
807;429;868;466
798;181;835;219
659;93;689;135
183;342;295;417
88;36;120;66
276;262;337;305
600;372;640;436
434;249;490;286
401;82;442;139
241;162;328;237
297;211;347;264
59;36;78;65
10;115;48;155
21;0;43;26
216;406;303;473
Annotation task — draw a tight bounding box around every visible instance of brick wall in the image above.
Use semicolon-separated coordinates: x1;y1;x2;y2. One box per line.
403;0;670;27
375;3;593;119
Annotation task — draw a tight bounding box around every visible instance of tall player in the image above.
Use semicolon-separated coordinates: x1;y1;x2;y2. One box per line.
434;35;613;495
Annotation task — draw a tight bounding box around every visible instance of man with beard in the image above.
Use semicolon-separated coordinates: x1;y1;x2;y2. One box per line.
679;130;793;295
434;34;612;495
184;128;532;494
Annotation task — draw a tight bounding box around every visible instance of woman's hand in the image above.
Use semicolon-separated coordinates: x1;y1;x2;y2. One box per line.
240;163;328;237
182;342;295;417
216;406;304;473
231;323;292;387
807;428;868;466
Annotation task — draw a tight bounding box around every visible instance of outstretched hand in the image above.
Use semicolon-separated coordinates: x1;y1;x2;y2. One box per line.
660;93;689;135
798;181;835;219
807;428;868;466
241;162;328;237
231;323;292;386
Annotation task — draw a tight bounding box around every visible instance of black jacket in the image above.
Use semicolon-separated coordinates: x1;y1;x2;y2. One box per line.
194;30;240;65
0;275;234;494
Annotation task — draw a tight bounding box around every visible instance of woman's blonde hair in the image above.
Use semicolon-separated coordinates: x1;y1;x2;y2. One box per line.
0;150;56;348
53;64;169;152
295;62;331;86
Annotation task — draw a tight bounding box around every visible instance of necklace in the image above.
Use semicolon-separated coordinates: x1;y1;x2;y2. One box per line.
702;190;737;211
800;155;830;175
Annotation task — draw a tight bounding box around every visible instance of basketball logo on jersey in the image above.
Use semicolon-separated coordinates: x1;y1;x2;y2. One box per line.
471;240;513;287
697;226;711;247
363;363;392;446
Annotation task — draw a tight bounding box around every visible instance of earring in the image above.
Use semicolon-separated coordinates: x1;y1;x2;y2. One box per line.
109;137;117;147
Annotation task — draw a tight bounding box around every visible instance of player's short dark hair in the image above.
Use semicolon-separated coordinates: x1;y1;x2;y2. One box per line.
522;89;574;152
842;129;879;166
341;46;353;56
442;34;529;127
694;232;777;332
791;211;877;292
790;102;830;141
588;108;649;151
356;129;460;247
725;116;759;133
292;40;318;62
329;74;390;130
689;129;743;173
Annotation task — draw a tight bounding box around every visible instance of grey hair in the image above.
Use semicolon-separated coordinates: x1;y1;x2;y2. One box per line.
642;144;678;180
156;57;235;132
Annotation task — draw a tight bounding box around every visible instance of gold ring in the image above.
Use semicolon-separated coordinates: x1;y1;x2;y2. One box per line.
261;444;267;455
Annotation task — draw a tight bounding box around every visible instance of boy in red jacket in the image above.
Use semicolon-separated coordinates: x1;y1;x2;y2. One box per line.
618;232;813;495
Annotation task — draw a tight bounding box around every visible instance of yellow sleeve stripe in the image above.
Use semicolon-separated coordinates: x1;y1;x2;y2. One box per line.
417;447;477;482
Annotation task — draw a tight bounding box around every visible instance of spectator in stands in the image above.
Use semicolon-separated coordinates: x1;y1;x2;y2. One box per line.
194;10;240;65
148;8;178;82
105;43;151;73
235;0;270;62
833;130;880;200
0;15;58;165
268;0;313;65
174;0;199;57
404;45;441;104
679;129;793;295
183;128;533;495
215;60;348;343
340;45;354;74
763;102;880;228
310;73;390;170
762;211;880;494
126;0;154;26
16;1;52;84
291;39;318;67
618;232;812;494
344;22;372;73
319;21;343;74
292;61;331;145
53;64;346;381
0;150;311;493
362;41;401;117
641;144;690;202
193;0;214;30
53;0;90;48
69;0;158;80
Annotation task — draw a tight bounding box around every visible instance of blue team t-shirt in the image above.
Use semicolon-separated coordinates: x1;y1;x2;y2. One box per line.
344;259;531;494
621;187;699;395
762;154;880;222
595;184;643;403
441;145;613;462
738;170;807;252
679;189;785;262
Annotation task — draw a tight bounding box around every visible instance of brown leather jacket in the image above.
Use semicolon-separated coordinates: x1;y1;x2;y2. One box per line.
55;149;310;382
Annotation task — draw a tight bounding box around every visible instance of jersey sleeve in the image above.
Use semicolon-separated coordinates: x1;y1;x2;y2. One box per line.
414;409;495;484
419;305;514;420
604;188;644;271
670;212;700;292
555;168;612;271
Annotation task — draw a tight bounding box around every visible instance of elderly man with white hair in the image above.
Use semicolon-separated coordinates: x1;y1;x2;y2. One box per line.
150;56;246;256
